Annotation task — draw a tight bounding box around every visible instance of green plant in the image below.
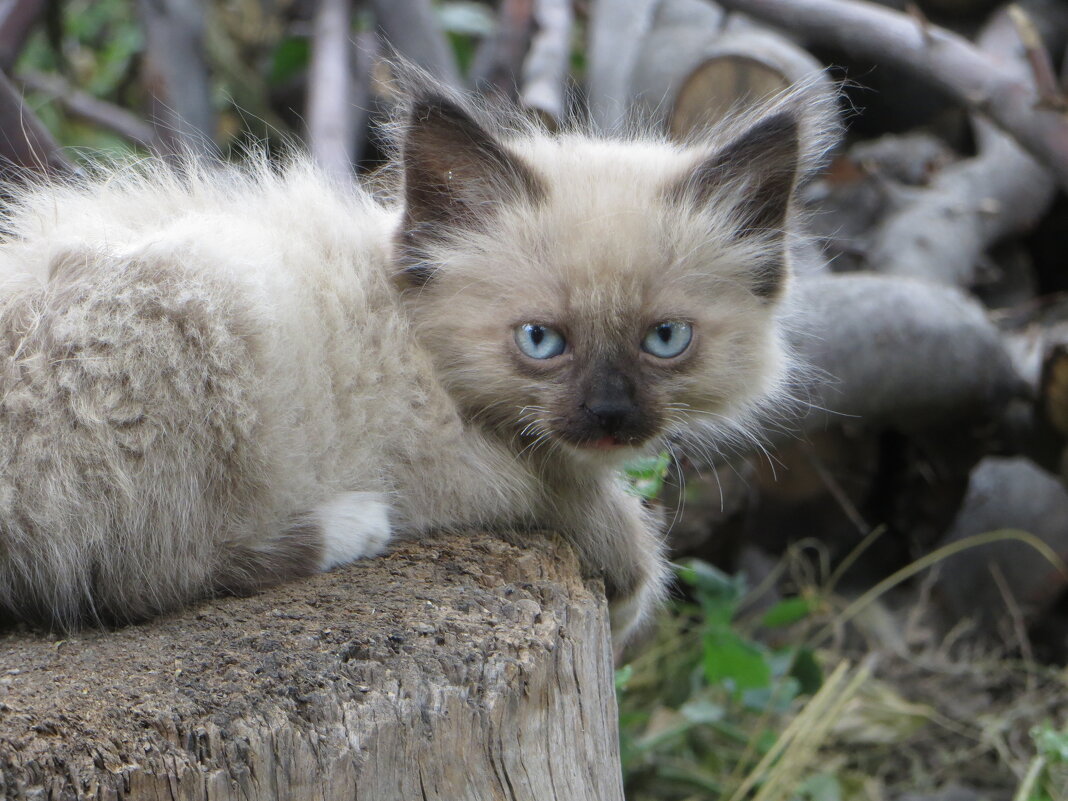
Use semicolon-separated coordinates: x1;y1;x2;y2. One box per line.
617;555;847;801
1016;723;1068;801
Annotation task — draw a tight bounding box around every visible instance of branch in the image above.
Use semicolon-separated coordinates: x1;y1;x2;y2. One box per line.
18;70;158;150
306;0;355;182
1008;4;1066;110
586;0;660;132
867;6;1058;287
469;0;535;99
0;0;46;73
0;70;73;177
136;0;217;157
520;0;574;126
787;273;1021;434
936;457;1068;629
369;0;462;90
710;0;1068;192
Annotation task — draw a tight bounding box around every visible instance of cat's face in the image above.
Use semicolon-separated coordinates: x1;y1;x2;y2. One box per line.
395;95;804;460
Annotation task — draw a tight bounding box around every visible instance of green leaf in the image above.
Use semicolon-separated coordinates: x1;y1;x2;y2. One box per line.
742;676;799;713
789;648;824;695
678;559;746;624
437;2;496;36
679;697;725;725
798;771;842;801
269;37;311;86
1034;723;1068;762
702;628;771;691
615;663;633;692
623;452;671;500
761;596;815;628
677;559;743;599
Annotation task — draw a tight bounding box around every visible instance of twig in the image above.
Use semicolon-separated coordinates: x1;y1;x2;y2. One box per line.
0;69;73;176
804;448;871;535
1008;4;1066;109
811;530;1066;648
306;0;355;182
136;0;217;157
18;70;157;150
711;0;1068;191
0;0;46;72
370;0;461;90
520;0;573;127
988;561;1035;667
1013;755;1049;801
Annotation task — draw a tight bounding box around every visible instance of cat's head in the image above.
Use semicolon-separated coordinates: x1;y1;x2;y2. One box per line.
392;86;834;462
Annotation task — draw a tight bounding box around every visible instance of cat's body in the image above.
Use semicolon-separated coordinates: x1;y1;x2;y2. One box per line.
0;84;834;641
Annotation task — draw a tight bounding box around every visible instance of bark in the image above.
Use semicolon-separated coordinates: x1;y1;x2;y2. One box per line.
710;0;1068;192
997;294;1068;474
0;531;624;801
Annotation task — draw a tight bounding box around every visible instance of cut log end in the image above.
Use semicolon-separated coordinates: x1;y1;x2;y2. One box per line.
670;56;791;138
0;531;624;801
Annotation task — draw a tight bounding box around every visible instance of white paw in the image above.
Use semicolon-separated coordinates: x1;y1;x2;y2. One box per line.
315;492;393;571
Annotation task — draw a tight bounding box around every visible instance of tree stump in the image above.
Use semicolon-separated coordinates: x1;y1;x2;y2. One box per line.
0;531;624;801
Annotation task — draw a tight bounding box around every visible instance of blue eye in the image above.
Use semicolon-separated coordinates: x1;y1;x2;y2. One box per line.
642;322;693;358
515;324;566;359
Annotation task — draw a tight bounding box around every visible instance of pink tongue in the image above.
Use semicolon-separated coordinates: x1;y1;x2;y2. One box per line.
593;436;621;449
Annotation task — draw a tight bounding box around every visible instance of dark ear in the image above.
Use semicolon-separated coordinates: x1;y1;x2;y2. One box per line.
678;112;801;298
399;95;544;285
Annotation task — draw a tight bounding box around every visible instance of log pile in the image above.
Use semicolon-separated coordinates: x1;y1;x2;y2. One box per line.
604;0;1068;656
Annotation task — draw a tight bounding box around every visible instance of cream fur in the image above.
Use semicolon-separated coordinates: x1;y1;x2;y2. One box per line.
0;84;835;643
315;492;392;569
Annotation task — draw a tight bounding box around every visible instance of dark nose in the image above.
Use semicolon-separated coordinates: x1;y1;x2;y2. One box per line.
583;372;639;435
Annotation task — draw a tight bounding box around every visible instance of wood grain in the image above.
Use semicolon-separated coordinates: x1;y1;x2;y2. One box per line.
0;531;624;801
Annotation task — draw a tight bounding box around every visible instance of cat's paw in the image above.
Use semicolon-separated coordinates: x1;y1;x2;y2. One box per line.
609;582;656;655
607;557;671;658
315;491;393;570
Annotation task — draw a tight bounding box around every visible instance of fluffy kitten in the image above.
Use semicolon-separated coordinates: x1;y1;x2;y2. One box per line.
0;84;834;642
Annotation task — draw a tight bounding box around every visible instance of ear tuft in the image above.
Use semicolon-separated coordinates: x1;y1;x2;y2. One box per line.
397;93;544;284
676;110;803;299
686;111;800;230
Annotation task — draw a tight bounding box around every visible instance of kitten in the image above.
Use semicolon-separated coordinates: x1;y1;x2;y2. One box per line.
0;83;835;643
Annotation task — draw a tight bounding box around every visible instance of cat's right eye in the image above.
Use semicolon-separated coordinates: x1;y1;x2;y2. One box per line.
514;324;566;359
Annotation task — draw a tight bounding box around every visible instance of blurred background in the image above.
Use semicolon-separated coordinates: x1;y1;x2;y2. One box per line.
2;0;1067;798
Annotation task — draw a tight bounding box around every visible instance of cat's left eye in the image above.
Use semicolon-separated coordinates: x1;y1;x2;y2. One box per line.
642;322;693;359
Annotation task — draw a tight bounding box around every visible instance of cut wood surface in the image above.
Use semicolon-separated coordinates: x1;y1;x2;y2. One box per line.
0;531;624;801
